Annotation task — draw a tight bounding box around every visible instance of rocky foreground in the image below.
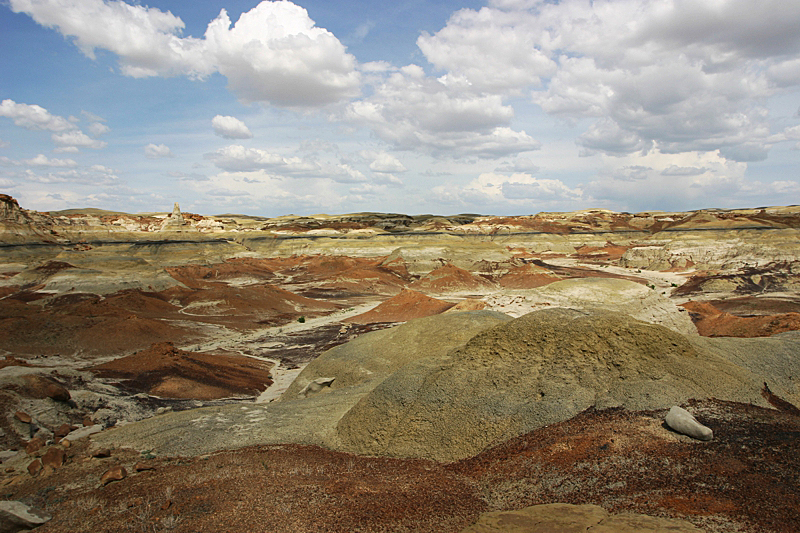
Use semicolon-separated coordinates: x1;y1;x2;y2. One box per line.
0;195;799;532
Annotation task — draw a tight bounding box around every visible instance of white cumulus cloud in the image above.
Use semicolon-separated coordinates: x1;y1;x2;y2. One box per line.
211;115;253;139
366;152;407;174
10;0;360;107
204;2;360;106
88;122;110;136
0;99;75;132
206;145;318;174
22;154;79;167
345;65;539;158
52;130;107;150
417;7;556;94
8;0;210;78
417;0;800;162
144;143;174;158
205;144;366;183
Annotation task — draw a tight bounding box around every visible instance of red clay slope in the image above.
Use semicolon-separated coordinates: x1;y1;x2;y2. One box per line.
410;263;495;293
346;289;455;324
89;342;273;400
497;263;561;289
682;301;800;337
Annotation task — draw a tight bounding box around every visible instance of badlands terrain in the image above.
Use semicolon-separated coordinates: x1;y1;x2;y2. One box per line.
0;193;799;532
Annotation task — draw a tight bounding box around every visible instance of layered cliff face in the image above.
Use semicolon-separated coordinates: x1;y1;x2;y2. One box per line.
0;194;25;223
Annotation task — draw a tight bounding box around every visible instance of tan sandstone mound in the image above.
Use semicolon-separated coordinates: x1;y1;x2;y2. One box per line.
445;299;487;312
346;288;455;324
528;278;697;335
460;503;704;533
682;300;800;337
90;342;273;400
284;310;511;399
336;308;775;462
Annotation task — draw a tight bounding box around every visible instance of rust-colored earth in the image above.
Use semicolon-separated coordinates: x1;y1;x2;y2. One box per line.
682;301;800;337
410;263;495;292
347;289;455;324
0;290;196;358
89;342;273;400
497;263;561;289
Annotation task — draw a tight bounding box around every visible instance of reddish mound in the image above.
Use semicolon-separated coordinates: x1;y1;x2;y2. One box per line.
163;283;337;324
80;290;178;317
90;342;273;400
321;266;408;295
34;261;76;275
572;242;630;261
166;258;277;289
286;255;410;294
0;279;336;358
507;247;539;259
169;255;410;295
682;301;800;337
497;264;560;289
347;289;455;324
704;296;800;315
410;263;495;293
0;286;18;297
0;287;196;358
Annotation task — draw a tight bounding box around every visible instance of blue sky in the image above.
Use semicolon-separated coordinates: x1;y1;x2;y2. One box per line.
1;0;799;216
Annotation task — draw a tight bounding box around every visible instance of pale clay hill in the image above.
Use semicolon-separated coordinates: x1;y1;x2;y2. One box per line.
1;194;799;533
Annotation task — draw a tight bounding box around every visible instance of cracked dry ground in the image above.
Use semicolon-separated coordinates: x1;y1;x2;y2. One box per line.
4;399;798;533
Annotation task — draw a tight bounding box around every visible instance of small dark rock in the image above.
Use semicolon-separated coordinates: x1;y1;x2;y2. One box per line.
100;465;127;485
54;423;71;439
134;461;156;472
26;459;42;477
25;438;44;455
41;447;65;469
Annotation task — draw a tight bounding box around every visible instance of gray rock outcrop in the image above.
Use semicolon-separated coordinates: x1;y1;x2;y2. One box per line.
0;501;51;533
160;202;186;230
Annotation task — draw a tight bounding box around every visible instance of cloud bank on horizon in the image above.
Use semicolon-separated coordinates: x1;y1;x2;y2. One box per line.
1;0;799;215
